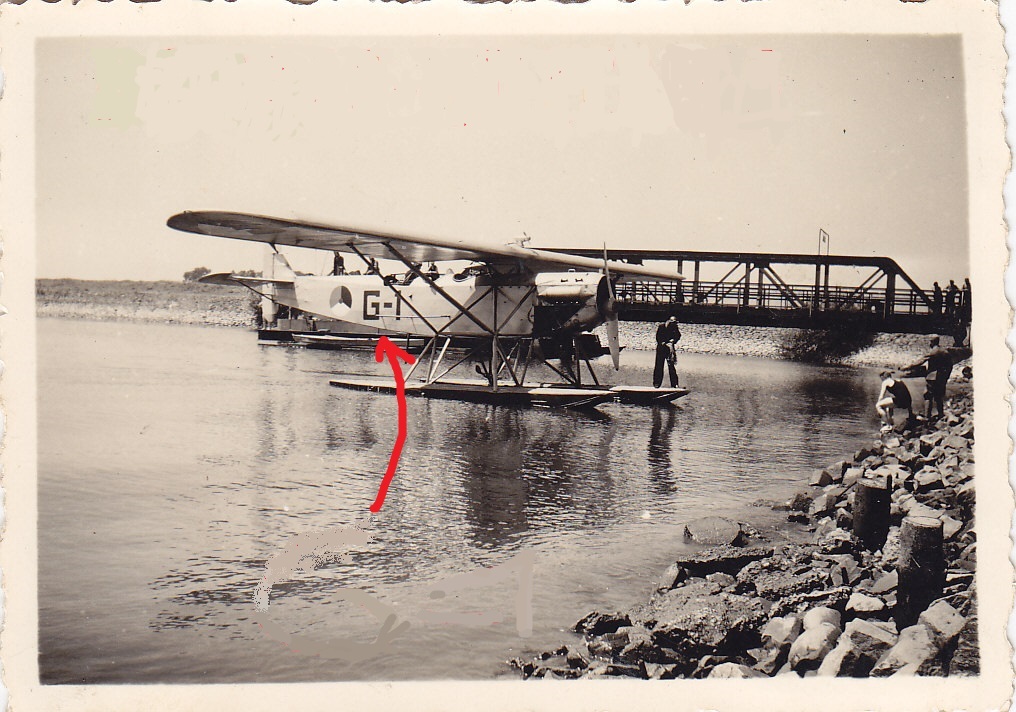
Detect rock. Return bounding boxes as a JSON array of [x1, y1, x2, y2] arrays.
[[941, 434, 968, 451], [633, 582, 769, 664], [601, 662, 644, 678], [787, 491, 813, 513], [907, 503, 943, 521], [617, 625, 661, 665], [575, 610, 632, 637], [835, 508, 853, 530], [842, 467, 865, 487], [810, 469, 833, 487], [708, 662, 766, 678], [788, 622, 840, 671], [672, 545, 774, 578], [819, 554, 862, 585], [643, 662, 678, 680], [566, 651, 588, 669], [846, 593, 887, 619], [918, 433, 943, 455], [761, 615, 803, 651], [955, 480, 975, 510], [843, 618, 898, 660], [918, 600, 965, 647], [870, 624, 938, 676], [869, 570, 898, 595], [736, 553, 829, 601], [940, 515, 963, 540], [809, 493, 836, 517], [948, 613, 979, 675], [769, 586, 852, 618], [752, 646, 787, 676], [914, 469, 945, 493], [816, 638, 875, 677], [690, 655, 733, 679], [815, 527, 854, 554], [658, 563, 687, 590], [803, 606, 841, 631], [684, 517, 743, 546], [508, 658, 537, 678], [706, 572, 737, 587]]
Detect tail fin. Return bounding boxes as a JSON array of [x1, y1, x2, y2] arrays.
[[268, 250, 296, 282]]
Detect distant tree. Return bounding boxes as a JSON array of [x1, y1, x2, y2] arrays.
[[234, 269, 262, 277], [183, 266, 211, 282]]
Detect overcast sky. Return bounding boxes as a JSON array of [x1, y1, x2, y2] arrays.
[[37, 34, 968, 287]]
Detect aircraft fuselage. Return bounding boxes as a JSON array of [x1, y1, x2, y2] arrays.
[[272, 271, 605, 338]]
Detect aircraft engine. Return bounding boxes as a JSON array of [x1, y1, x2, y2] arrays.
[[536, 274, 613, 335]]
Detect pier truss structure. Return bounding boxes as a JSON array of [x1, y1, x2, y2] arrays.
[[548, 250, 959, 334]]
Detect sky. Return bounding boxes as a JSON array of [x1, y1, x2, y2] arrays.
[[36, 34, 969, 288]]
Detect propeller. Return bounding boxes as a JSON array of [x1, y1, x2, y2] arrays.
[[601, 244, 620, 370]]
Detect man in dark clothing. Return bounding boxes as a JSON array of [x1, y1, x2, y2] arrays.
[[960, 278, 972, 321], [915, 335, 953, 419], [931, 282, 943, 315], [653, 316, 681, 388], [945, 280, 960, 315]]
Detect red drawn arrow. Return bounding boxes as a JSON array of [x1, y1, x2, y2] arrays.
[[370, 336, 417, 513]]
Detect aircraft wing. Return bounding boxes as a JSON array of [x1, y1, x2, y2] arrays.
[[167, 211, 683, 281]]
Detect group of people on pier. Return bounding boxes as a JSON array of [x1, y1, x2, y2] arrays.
[[929, 278, 970, 318]]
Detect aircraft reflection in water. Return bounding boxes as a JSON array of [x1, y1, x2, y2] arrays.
[[168, 211, 689, 409]]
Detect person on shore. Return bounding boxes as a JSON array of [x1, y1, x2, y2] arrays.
[[653, 315, 681, 388], [909, 335, 954, 420], [931, 282, 943, 315], [960, 278, 972, 321], [875, 370, 914, 433]]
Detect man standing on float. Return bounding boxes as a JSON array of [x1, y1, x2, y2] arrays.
[[653, 315, 682, 388]]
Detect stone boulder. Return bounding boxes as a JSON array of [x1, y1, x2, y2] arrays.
[[788, 622, 840, 672], [708, 662, 766, 678], [761, 614, 803, 652], [870, 624, 938, 676], [574, 610, 631, 637], [843, 618, 898, 661], [684, 517, 743, 546], [632, 582, 769, 664], [816, 638, 875, 677], [672, 545, 774, 578], [803, 606, 841, 631], [918, 599, 965, 647], [845, 592, 888, 620]]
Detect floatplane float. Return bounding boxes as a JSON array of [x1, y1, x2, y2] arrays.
[[168, 211, 690, 409]]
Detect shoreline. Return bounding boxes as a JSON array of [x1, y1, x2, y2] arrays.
[[36, 279, 932, 368], [510, 385, 976, 679]]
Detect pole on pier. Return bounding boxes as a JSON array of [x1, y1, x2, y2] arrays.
[[852, 477, 890, 550], [895, 515, 945, 627]]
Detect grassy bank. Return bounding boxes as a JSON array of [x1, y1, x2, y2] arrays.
[[37, 279, 257, 328]]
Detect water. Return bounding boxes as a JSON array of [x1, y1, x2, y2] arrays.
[[38, 318, 881, 684]]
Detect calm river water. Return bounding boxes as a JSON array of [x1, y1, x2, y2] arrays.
[[38, 318, 881, 683]]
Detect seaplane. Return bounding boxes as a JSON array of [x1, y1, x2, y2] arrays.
[[168, 211, 690, 409]]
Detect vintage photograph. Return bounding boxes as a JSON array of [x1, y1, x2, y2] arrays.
[[2, 3, 1011, 710]]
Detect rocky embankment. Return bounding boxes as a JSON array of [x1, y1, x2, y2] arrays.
[[613, 322, 930, 369], [510, 389, 976, 679], [37, 279, 257, 328]]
